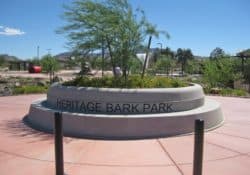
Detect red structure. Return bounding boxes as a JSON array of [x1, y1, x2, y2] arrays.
[[28, 64, 42, 73]]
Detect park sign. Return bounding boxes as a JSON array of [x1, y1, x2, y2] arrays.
[[56, 98, 175, 114], [27, 83, 223, 139], [46, 83, 204, 114]]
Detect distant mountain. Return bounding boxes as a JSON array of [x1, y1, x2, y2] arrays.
[[54, 51, 103, 62], [54, 52, 73, 62], [53, 51, 210, 63], [0, 54, 20, 62], [194, 55, 209, 60]]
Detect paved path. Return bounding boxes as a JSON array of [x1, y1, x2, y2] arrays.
[[0, 95, 249, 175]]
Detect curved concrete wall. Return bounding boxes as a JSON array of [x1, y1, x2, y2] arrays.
[[47, 83, 205, 114], [27, 98, 223, 139], [27, 83, 224, 139]]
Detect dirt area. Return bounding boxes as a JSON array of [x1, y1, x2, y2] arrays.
[[0, 76, 48, 96], [0, 70, 76, 80], [0, 70, 71, 96], [0, 69, 113, 96], [0, 69, 112, 80]]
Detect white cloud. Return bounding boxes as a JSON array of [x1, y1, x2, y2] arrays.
[[0, 26, 25, 36]]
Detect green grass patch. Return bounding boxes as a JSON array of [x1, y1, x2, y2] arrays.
[[13, 85, 48, 95], [205, 87, 248, 97], [220, 88, 248, 96], [63, 75, 188, 88]]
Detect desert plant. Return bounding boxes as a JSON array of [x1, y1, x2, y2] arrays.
[[58, 0, 169, 81], [41, 54, 60, 83], [13, 85, 48, 94], [63, 75, 188, 88], [203, 58, 239, 88]]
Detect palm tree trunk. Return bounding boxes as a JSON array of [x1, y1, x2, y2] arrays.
[[141, 35, 152, 79]]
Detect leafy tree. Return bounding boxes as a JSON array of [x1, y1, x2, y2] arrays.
[[128, 57, 142, 75], [90, 57, 102, 69], [59, 1, 141, 76], [141, 23, 169, 78], [161, 47, 175, 59], [154, 55, 174, 75], [176, 48, 194, 75], [186, 59, 203, 74], [91, 56, 112, 71], [243, 59, 250, 92], [41, 54, 59, 83], [58, 0, 168, 81], [0, 56, 7, 67], [203, 58, 238, 88], [210, 47, 225, 59], [236, 49, 250, 73], [29, 57, 41, 66], [237, 49, 250, 58]]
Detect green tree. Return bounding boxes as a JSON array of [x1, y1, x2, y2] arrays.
[[29, 57, 41, 66], [210, 47, 225, 60], [128, 57, 142, 75], [176, 48, 194, 75], [203, 58, 237, 88], [0, 56, 7, 67], [236, 49, 250, 73], [58, 0, 168, 81], [161, 47, 175, 59], [90, 56, 111, 71], [90, 57, 102, 69], [141, 22, 170, 78], [41, 54, 59, 83], [243, 59, 250, 92], [59, 0, 138, 76], [154, 55, 174, 75], [186, 59, 202, 74]]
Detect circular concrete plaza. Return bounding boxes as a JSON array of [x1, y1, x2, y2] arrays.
[[0, 94, 250, 175]]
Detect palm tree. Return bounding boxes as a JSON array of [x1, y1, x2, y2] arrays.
[[176, 48, 193, 75], [141, 23, 170, 78]]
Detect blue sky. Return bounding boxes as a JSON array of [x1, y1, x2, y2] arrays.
[[0, 0, 249, 59]]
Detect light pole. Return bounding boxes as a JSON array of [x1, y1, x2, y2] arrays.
[[37, 46, 40, 59], [157, 42, 162, 53], [47, 49, 52, 54]]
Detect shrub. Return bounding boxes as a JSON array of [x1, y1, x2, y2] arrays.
[[128, 57, 143, 74], [13, 85, 48, 95], [203, 58, 238, 88], [220, 88, 248, 96], [153, 56, 174, 75], [63, 75, 188, 88], [204, 87, 248, 97]]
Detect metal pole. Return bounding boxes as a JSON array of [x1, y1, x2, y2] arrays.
[[193, 119, 204, 175], [54, 112, 64, 175], [37, 46, 40, 59], [157, 42, 162, 53], [47, 48, 52, 55]]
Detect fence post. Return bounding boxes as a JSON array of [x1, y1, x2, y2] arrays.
[[193, 119, 204, 175], [54, 112, 64, 175]]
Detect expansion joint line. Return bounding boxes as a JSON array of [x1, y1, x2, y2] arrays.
[[156, 139, 184, 175]]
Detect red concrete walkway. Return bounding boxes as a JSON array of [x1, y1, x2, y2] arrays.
[[0, 95, 249, 175]]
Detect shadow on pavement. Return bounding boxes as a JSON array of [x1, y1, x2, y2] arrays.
[[0, 116, 53, 143]]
